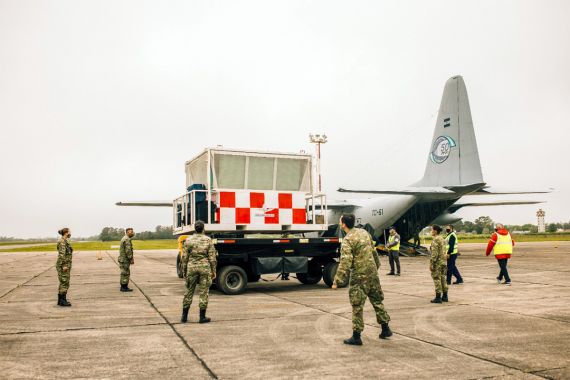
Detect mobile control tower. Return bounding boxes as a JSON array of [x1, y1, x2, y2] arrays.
[[173, 147, 328, 234], [173, 148, 341, 295]]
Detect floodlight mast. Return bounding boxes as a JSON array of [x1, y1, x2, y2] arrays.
[[309, 133, 328, 193]]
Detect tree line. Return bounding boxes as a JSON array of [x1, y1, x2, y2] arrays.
[[98, 226, 175, 241], [544, 222, 570, 233], [453, 217, 570, 234]]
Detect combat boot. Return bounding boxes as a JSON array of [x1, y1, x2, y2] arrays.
[[442, 292, 449, 302], [60, 293, 71, 307], [430, 293, 442, 304], [379, 323, 393, 339], [386, 272, 395, 276], [57, 293, 63, 306], [343, 331, 363, 346], [181, 307, 189, 323], [199, 308, 211, 324], [120, 283, 133, 292]]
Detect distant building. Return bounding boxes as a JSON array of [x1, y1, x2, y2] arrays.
[[537, 209, 546, 233]]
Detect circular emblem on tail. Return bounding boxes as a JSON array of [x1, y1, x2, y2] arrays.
[[430, 136, 456, 164]]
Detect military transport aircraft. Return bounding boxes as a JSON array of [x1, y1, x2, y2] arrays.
[[327, 75, 548, 243], [117, 76, 549, 243]]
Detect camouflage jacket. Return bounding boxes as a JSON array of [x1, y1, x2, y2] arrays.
[[334, 228, 380, 286], [119, 235, 133, 262], [430, 235, 447, 267], [56, 237, 73, 268], [183, 233, 217, 273]]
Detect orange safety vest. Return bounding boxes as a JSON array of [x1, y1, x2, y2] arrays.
[[493, 233, 513, 255]]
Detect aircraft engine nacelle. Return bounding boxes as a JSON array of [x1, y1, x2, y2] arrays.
[[431, 213, 462, 226]]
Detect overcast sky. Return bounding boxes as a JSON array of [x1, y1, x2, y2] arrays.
[[1, 0, 569, 238]]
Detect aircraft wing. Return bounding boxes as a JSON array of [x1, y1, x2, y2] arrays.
[[337, 187, 455, 196], [316, 200, 361, 211], [472, 186, 553, 195], [116, 201, 172, 207], [447, 200, 544, 213]]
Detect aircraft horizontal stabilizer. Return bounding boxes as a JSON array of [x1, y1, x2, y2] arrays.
[[448, 200, 544, 213], [472, 187, 553, 195], [337, 187, 455, 196], [116, 201, 172, 207]]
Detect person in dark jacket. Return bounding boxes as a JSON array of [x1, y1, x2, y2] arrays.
[[445, 225, 463, 285]]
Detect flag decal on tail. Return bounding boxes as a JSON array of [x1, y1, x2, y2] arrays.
[[430, 136, 456, 164]]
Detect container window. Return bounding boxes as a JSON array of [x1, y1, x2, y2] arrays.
[[276, 158, 308, 191], [248, 156, 275, 190], [214, 154, 246, 189]]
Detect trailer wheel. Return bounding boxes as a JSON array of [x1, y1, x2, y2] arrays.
[[218, 266, 248, 295], [176, 253, 184, 279], [297, 260, 323, 285], [323, 262, 339, 287]]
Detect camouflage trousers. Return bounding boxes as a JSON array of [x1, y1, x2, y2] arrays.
[[183, 265, 212, 310], [431, 264, 448, 294], [349, 277, 390, 333], [119, 261, 131, 285], [57, 265, 71, 294]]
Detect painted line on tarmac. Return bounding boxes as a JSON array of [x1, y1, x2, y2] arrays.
[[105, 251, 218, 380], [258, 290, 549, 379]]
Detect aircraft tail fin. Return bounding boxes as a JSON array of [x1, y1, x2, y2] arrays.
[[415, 76, 484, 187]]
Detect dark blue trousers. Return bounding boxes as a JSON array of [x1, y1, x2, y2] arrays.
[[446, 254, 463, 283], [497, 258, 511, 282]]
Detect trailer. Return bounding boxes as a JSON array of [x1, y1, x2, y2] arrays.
[[173, 147, 340, 294], [176, 236, 341, 294]]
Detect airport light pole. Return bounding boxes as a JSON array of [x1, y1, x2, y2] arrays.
[[309, 133, 328, 193]]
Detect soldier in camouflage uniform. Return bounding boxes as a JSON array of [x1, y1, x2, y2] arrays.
[[332, 214, 392, 345], [118, 228, 135, 292], [56, 228, 73, 307], [429, 224, 448, 303], [181, 221, 217, 324]]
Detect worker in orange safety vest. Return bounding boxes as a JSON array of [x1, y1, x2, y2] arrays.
[[485, 223, 515, 285]]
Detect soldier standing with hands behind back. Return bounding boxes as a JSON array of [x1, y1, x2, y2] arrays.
[[332, 214, 392, 346], [56, 228, 73, 307], [181, 220, 217, 324], [429, 225, 448, 304], [119, 228, 135, 292]]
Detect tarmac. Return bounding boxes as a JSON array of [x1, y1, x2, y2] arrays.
[[1, 241, 569, 380]]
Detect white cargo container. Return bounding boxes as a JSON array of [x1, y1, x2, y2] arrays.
[[173, 147, 328, 235]]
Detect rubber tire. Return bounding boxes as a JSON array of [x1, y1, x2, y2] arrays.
[[323, 262, 339, 288], [297, 260, 323, 285], [176, 253, 184, 279], [217, 265, 248, 295]]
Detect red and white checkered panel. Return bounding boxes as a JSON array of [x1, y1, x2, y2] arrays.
[[217, 191, 306, 225]]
